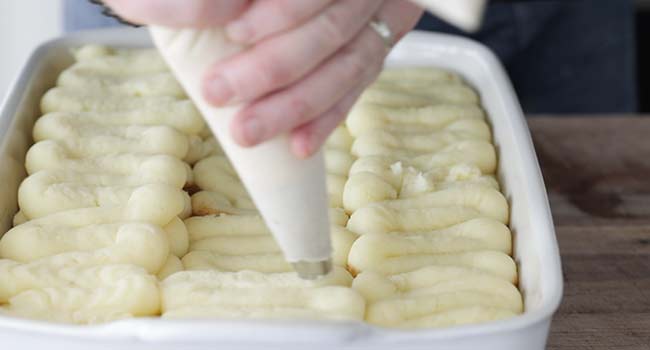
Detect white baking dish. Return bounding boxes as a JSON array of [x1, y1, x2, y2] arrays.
[[0, 27, 562, 350]]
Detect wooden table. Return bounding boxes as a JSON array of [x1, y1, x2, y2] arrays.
[[527, 117, 650, 350]]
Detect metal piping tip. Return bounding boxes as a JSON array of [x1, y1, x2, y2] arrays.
[[292, 259, 333, 280]]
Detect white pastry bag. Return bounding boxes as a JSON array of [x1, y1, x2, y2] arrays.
[[149, 28, 332, 279]]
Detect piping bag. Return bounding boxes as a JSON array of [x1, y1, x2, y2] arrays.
[[148, 1, 485, 280], [149, 27, 331, 279]]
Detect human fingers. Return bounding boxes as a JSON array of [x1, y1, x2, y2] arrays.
[[228, 6, 390, 148], [290, 0, 426, 157], [202, 0, 382, 106], [226, 0, 335, 44], [103, 0, 249, 27]]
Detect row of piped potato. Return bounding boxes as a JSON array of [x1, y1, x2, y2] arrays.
[[0, 46, 203, 323], [342, 67, 523, 327]]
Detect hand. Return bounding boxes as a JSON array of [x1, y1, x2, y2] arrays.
[[104, 0, 424, 158]]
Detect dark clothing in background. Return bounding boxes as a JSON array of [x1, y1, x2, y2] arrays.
[[66, 0, 638, 114], [63, 0, 123, 32], [417, 0, 638, 114]]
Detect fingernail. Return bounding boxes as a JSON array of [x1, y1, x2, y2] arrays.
[[291, 135, 312, 159], [204, 75, 234, 105], [242, 117, 263, 145], [226, 21, 252, 43]]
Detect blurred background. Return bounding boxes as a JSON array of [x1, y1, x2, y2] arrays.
[[2, 0, 650, 114]]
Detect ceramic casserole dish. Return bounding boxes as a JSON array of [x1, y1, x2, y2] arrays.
[[0, 27, 562, 350]]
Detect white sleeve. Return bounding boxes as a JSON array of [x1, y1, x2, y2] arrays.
[[409, 0, 488, 32]]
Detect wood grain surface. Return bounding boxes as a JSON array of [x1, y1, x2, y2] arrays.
[[528, 117, 650, 350]]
